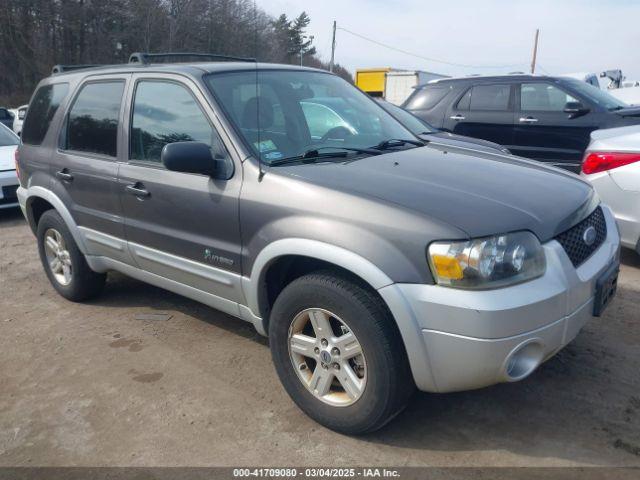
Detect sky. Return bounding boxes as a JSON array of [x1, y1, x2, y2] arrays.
[[258, 0, 640, 82]]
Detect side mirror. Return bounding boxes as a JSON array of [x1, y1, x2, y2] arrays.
[[563, 101, 590, 117], [161, 141, 224, 177]]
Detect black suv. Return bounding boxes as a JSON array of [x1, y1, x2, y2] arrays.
[[403, 75, 640, 171]]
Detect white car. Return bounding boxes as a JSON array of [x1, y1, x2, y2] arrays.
[[0, 123, 20, 209], [582, 125, 640, 254], [11, 104, 28, 136]]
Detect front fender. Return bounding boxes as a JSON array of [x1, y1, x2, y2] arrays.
[[242, 237, 394, 318]]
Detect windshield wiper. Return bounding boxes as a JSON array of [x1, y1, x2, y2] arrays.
[[372, 138, 426, 150], [269, 146, 382, 166]]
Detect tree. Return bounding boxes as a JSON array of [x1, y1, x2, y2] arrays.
[[0, 1, 352, 106]]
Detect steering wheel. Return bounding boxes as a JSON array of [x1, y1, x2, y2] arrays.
[[320, 126, 354, 143]]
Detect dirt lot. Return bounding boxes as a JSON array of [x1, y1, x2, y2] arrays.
[[0, 207, 639, 468]]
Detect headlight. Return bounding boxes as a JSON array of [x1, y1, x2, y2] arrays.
[[427, 231, 546, 289]]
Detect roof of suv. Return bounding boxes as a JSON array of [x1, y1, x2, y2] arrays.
[[423, 74, 560, 87], [47, 62, 323, 81]]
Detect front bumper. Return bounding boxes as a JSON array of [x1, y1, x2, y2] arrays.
[[379, 205, 621, 393], [0, 170, 19, 209]]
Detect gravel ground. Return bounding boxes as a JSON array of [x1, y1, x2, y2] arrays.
[[0, 207, 639, 467]]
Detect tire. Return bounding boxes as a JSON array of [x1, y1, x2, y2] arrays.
[[269, 271, 415, 434], [36, 209, 106, 302]]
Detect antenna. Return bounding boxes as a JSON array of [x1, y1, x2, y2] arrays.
[[253, 0, 264, 180]]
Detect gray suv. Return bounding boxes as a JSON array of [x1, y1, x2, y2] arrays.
[[16, 53, 621, 434]]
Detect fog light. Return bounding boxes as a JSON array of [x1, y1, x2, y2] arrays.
[[503, 340, 544, 381]]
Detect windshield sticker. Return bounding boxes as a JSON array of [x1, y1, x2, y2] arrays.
[[264, 151, 283, 160], [254, 139, 277, 153]]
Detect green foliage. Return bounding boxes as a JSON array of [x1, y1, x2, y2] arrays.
[[0, 0, 353, 105]]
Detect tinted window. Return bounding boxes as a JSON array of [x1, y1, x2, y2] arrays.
[[469, 84, 511, 111], [456, 88, 472, 110], [65, 82, 124, 157], [403, 86, 449, 110], [130, 81, 220, 163], [0, 125, 19, 146], [521, 83, 578, 111], [22, 83, 69, 145], [562, 78, 627, 111], [0, 109, 13, 120]]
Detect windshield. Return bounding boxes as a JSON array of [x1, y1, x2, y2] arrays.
[[563, 78, 628, 110], [205, 70, 416, 164], [376, 100, 438, 135], [0, 125, 19, 146]]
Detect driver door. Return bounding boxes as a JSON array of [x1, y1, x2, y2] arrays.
[[513, 82, 599, 171], [118, 74, 244, 307]]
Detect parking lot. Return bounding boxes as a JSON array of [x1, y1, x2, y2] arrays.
[[0, 206, 638, 467]]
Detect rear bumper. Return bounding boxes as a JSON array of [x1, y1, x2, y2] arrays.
[[0, 170, 19, 209], [379, 205, 620, 393]]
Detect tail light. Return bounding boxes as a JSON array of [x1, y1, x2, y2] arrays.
[[582, 151, 640, 174]]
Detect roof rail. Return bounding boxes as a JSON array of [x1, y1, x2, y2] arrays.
[[51, 64, 101, 75], [128, 52, 256, 65]]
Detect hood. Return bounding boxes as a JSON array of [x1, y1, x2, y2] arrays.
[[274, 145, 595, 242], [423, 131, 507, 153], [0, 145, 17, 171], [614, 106, 640, 118]]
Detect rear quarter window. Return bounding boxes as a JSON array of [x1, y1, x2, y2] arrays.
[[22, 83, 69, 145], [403, 86, 449, 110]]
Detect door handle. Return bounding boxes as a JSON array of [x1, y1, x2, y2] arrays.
[[56, 169, 73, 182], [450, 114, 466, 121], [519, 116, 539, 123], [125, 184, 150, 198]]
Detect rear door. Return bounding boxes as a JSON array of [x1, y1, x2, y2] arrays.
[[442, 83, 515, 148], [513, 81, 599, 171], [51, 75, 129, 262], [118, 74, 243, 306]]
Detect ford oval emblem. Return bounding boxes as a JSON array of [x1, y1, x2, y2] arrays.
[[583, 226, 597, 246]]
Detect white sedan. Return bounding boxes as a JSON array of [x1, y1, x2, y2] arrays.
[[0, 123, 20, 209], [582, 125, 640, 254]]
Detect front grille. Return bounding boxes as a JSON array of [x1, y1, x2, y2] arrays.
[[555, 206, 607, 267], [0, 185, 18, 205]]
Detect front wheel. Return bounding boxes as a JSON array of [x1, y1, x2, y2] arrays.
[[269, 271, 415, 434]]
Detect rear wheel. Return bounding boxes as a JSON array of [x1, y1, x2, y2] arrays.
[[269, 271, 414, 434], [36, 210, 106, 301]]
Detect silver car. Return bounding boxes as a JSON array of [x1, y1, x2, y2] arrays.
[[582, 125, 640, 254]]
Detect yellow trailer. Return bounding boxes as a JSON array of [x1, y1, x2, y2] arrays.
[[355, 68, 391, 97]]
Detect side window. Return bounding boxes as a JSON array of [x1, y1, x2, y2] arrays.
[[469, 84, 511, 111], [22, 83, 69, 145], [403, 86, 449, 110], [456, 88, 472, 110], [65, 81, 124, 157], [130, 80, 223, 163], [520, 83, 578, 111]]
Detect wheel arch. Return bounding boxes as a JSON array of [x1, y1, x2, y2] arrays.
[[20, 186, 88, 254], [244, 239, 394, 332]]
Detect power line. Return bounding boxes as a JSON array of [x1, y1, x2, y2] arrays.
[[336, 26, 527, 70]]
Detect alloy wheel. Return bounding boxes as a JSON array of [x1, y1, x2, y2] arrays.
[[288, 308, 367, 407], [43, 228, 73, 286]]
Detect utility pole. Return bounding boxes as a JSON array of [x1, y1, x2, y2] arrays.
[[329, 21, 337, 72], [530, 28, 539, 74]]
